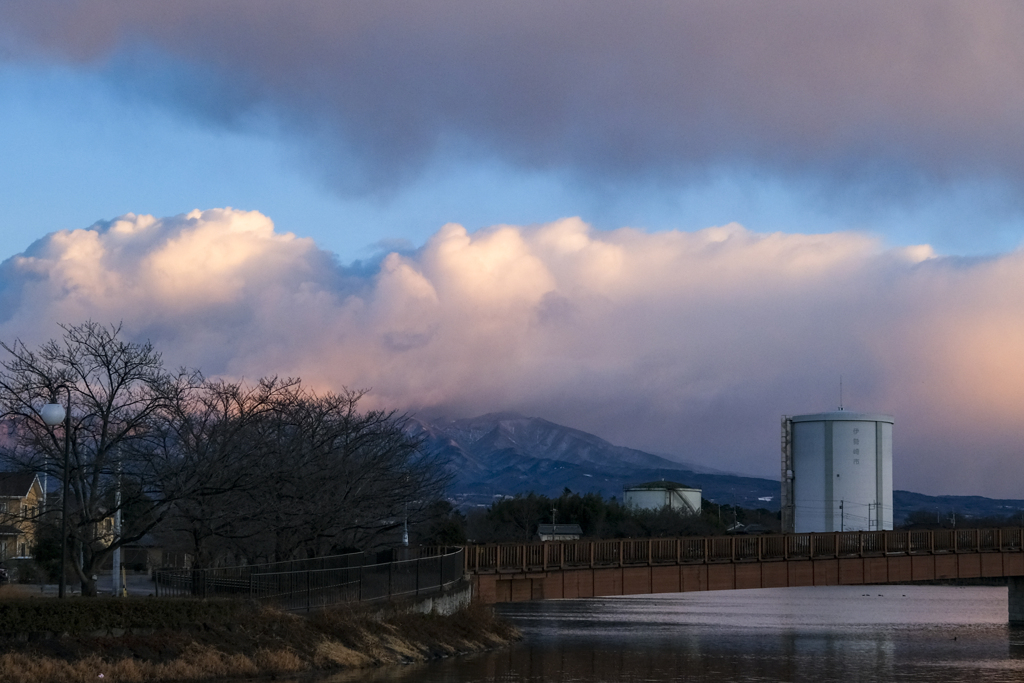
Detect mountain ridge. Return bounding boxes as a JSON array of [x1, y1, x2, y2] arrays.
[[410, 412, 1024, 523]]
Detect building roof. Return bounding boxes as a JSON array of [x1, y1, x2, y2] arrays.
[[790, 411, 893, 424], [537, 524, 583, 535], [624, 480, 700, 492], [0, 472, 39, 498]]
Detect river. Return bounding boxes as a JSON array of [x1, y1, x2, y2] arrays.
[[288, 584, 1024, 682]]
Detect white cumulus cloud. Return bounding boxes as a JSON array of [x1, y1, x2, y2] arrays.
[[2, 208, 1023, 497]]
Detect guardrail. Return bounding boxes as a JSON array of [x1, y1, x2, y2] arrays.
[[464, 528, 1024, 573], [154, 546, 464, 612]]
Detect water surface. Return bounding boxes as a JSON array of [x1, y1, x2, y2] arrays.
[[291, 585, 1024, 682]]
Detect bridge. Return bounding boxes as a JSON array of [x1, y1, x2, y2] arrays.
[[463, 528, 1024, 622]]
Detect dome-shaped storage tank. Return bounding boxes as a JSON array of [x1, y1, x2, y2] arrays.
[[780, 411, 893, 534]]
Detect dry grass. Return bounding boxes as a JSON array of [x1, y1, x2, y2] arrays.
[[0, 644, 264, 683], [252, 647, 304, 674], [0, 601, 520, 683], [146, 643, 260, 682], [0, 584, 46, 599], [313, 640, 372, 669]]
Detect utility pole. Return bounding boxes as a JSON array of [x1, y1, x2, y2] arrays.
[[840, 500, 844, 533]]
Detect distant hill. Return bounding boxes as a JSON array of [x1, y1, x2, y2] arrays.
[[411, 412, 1024, 524], [408, 412, 779, 510], [893, 490, 1024, 524]]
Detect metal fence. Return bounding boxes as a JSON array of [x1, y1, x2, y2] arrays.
[[465, 527, 1024, 573], [153, 546, 465, 612]]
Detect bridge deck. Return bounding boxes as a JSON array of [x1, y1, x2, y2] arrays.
[[464, 528, 1024, 604]]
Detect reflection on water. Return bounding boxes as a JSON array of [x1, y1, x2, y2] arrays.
[[286, 585, 1024, 682]]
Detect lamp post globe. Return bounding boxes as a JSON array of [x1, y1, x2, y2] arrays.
[[40, 402, 65, 426]]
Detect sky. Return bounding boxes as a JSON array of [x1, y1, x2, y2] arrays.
[[2, 2, 1024, 498]]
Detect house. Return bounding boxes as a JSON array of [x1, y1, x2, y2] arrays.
[[624, 480, 702, 514], [0, 472, 44, 561], [537, 524, 583, 542]]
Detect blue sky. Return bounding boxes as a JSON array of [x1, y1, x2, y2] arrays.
[[3, 2, 1024, 497], [4, 49, 1024, 267]]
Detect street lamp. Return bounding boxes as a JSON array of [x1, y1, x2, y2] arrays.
[[40, 389, 70, 599]]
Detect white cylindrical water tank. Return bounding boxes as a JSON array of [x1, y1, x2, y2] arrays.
[[788, 411, 893, 533]]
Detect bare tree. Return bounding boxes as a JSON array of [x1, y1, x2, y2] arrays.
[[164, 383, 451, 564], [156, 377, 301, 567], [0, 322, 197, 596], [252, 390, 451, 559], [0, 322, 455, 586]]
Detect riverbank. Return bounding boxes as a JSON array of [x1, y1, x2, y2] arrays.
[[0, 600, 519, 683]]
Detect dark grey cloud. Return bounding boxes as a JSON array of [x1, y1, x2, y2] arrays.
[[3, 1, 1024, 193]]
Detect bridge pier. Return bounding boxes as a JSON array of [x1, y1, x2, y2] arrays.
[[1009, 577, 1024, 625]]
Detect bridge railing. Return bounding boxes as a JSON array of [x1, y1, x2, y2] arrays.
[[463, 528, 1024, 573]]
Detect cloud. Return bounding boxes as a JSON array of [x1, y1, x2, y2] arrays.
[[3, 2, 1024, 195], [3, 208, 1024, 498]]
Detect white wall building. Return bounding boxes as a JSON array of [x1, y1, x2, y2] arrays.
[[537, 524, 583, 541], [624, 481, 702, 514], [781, 411, 893, 533]]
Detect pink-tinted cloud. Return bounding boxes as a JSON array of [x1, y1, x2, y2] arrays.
[[3, 208, 1024, 497], [3, 2, 1024, 192]]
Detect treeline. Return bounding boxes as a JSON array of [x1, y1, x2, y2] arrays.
[[450, 490, 780, 543], [900, 509, 1024, 530], [0, 322, 448, 596]]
